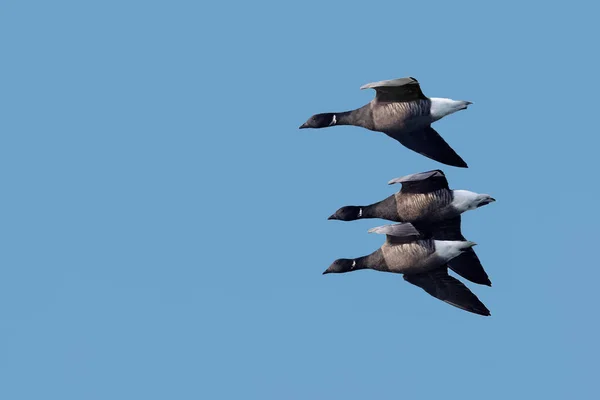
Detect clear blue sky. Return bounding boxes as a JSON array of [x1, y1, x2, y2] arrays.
[[1, 1, 598, 399]]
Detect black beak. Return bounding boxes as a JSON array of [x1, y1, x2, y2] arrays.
[[327, 214, 337, 220], [299, 123, 308, 129], [322, 270, 330, 275]]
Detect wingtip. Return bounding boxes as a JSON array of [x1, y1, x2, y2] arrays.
[[478, 305, 491, 316], [439, 157, 468, 168], [452, 157, 469, 168], [471, 279, 492, 287], [474, 307, 491, 317]]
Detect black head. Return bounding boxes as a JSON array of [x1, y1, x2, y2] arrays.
[[323, 258, 355, 274], [328, 206, 363, 221], [299, 113, 336, 129]]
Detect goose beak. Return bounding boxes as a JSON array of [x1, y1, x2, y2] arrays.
[[327, 214, 337, 220], [299, 122, 309, 129]]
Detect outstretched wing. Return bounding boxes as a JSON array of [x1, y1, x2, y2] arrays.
[[368, 222, 422, 245], [448, 249, 492, 287], [388, 169, 449, 194], [411, 217, 492, 286], [389, 126, 468, 168], [360, 77, 427, 103], [368, 222, 421, 237], [403, 268, 490, 316], [411, 215, 461, 239]]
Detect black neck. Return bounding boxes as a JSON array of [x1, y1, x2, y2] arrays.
[[354, 249, 387, 271], [335, 105, 373, 129], [359, 195, 401, 222]]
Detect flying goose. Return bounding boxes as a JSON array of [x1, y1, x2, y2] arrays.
[[328, 170, 494, 286], [328, 169, 495, 224], [299, 77, 472, 168], [323, 223, 490, 316]]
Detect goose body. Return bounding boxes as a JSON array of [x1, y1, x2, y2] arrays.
[[300, 77, 472, 168]]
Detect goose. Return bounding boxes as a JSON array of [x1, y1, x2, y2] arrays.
[[323, 223, 490, 316], [327, 169, 494, 286], [299, 77, 472, 168], [328, 169, 495, 224]]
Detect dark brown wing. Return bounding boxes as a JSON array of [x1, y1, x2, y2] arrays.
[[390, 126, 468, 168], [403, 268, 491, 316], [411, 217, 492, 286], [448, 249, 492, 287]]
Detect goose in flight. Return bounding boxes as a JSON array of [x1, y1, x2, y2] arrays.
[[328, 169, 495, 224], [323, 222, 490, 316], [300, 77, 472, 167]]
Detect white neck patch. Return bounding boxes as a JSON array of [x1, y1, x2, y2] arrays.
[[357, 208, 363, 218], [329, 115, 337, 126], [351, 260, 356, 268]]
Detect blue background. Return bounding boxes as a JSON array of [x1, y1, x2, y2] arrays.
[[2, 1, 598, 399]]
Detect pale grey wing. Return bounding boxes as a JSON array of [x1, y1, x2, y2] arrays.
[[360, 77, 419, 90], [388, 169, 448, 189], [388, 170, 445, 184], [390, 126, 468, 168], [403, 269, 491, 316], [368, 223, 420, 237], [360, 77, 427, 103], [369, 223, 423, 245], [388, 170, 449, 193]]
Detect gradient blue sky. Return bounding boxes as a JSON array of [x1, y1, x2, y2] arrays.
[[1, 1, 599, 399]]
